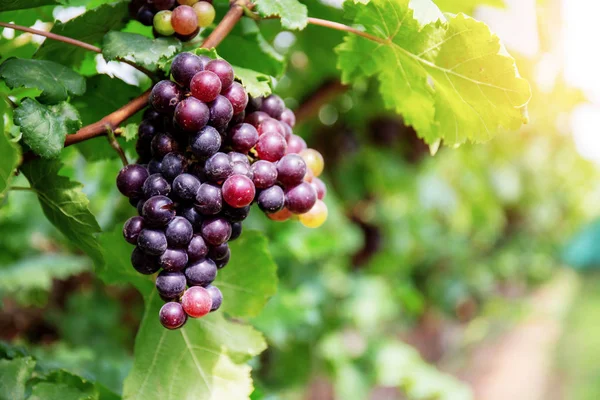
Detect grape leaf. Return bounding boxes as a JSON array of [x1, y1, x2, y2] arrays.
[[255, 0, 308, 30], [123, 290, 266, 400], [233, 66, 273, 98], [0, 96, 20, 202], [0, 357, 36, 400], [34, 2, 129, 68], [21, 159, 103, 268], [433, 0, 505, 14], [336, 0, 531, 146], [102, 32, 181, 73], [0, 58, 86, 104], [0, 0, 58, 11], [219, 231, 277, 318], [14, 99, 81, 158]]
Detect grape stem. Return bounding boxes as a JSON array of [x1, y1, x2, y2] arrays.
[[306, 17, 387, 44], [0, 22, 158, 80], [106, 127, 129, 167]]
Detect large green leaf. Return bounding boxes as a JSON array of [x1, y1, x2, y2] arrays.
[[433, 0, 505, 14], [233, 66, 273, 98], [14, 99, 81, 158], [0, 357, 36, 400], [219, 231, 277, 318], [21, 158, 103, 267], [0, 58, 86, 104], [102, 32, 181, 73], [123, 291, 266, 400], [0, 96, 20, 201], [336, 0, 531, 146], [34, 2, 129, 68], [255, 0, 308, 30], [0, 0, 58, 12]]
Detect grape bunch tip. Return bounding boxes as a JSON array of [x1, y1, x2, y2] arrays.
[[116, 52, 328, 330]]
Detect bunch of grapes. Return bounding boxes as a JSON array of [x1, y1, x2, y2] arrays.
[[129, 0, 215, 42], [116, 52, 328, 330]]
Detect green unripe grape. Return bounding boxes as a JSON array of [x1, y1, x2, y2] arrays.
[[154, 10, 175, 36], [193, 1, 215, 28]]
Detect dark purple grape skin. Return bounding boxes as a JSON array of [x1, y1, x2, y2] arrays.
[[161, 152, 188, 182], [142, 195, 175, 226], [190, 70, 222, 102], [228, 152, 249, 165], [257, 185, 285, 214], [277, 154, 307, 187], [152, 0, 175, 11], [229, 111, 245, 126], [159, 248, 189, 271], [174, 97, 210, 132], [123, 216, 145, 245], [143, 173, 171, 198], [195, 183, 223, 215], [229, 222, 242, 241], [143, 108, 162, 122], [136, 199, 145, 216], [150, 80, 182, 114], [137, 229, 168, 255], [245, 111, 269, 128], [230, 162, 253, 179], [190, 126, 221, 159], [172, 173, 200, 202], [246, 96, 262, 113], [171, 52, 204, 87], [159, 302, 187, 330], [137, 5, 155, 26], [257, 118, 285, 137], [205, 59, 234, 90], [187, 234, 208, 262], [215, 252, 230, 269], [222, 82, 248, 115], [281, 122, 293, 140], [256, 132, 287, 162], [209, 243, 229, 260], [204, 152, 232, 182], [205, 285, 223, 311], [151, 133, 180, 159], [136, 121, 157, 159], [250, 160, 278, 189], [285, 134, 307, 154], [260, 94, 285, 119], [179, 206, 203, 230], [228, 123, 258, 153], [148, 159, 162, 174], [175, 26, 200, 42], [208, 95, 233, 132], [221, 204, 250, 223], [165, 216, 194, 248], [280, 108, 296, 127], [131, 247, 161, 275], [156, 270, 187, 299], [117, 165, 149, 198], [197, 55, 211, 69], [201, 217, 231, 245], [185, 258, 217, 287], [285, 182, 317, 214]]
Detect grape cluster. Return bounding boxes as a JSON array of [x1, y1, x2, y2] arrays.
[[129, 0, 215, 42], [116, 52, 328, 330]]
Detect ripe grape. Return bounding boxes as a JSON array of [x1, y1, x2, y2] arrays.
[[222, 174, 255, 208], [148, 159, 162, 174], [257, 118, 285, 137], [181, 286, 212, 317], [150, 80, 182, 114], [179, 206, 203, 230], [201, 217, 231, 245], [159, 302, 187, 329], [123, 216, 145, 245], [250, 160, 277, 189], [229, 123, 258, 153], [230, 222, 242, 241], [187, 234, 208, 261], [215, 252, 230, 269], [174, 97, 209, 132], [280, 108, 296, 127], [208, 95, 233, 132], [299, 199, 328, 228], [300, 148, 324, 176], [311, 177, 327, 200], [222, 82, 248, 114], [171, 5, 198, 36], [185, 258, 217, 286], [285, 182, 317, 214], [221, 204, 250, 222], [143, 173, 171, 198], [190, 70, 221, 102], [205, 285, 222, 311], [171, 52, 204, 87], [193, 1, 215, 27], [137, 229, 168, 255], [131, 247, 161, 274], [142, 195, 175, 226], [230, 161, 253, 179], [245, 111, 269, 128], [256, 132, 286, 162], [229, 152, 249, 165], [190, 125, 221, 159], [285, 134, 307, 154], [159, 248, 188, 271], [205, 59, 234, 90], [153, 0, 176, 10], [277, 154, 307, 187], [260, 94, 285, 119], [156, 270, 187, 299], [153, 10, 175, 36], [117, 164, 149, 198], [175, 26, 199, 41], [208, 242, 229, 260], [172, 173, 200, 202], [160, 153, 188, 182], [137, 5, 155, 26], [195, 183, 223, 215], [204, 152, 232, 182], [257, 185, 285, 214], [165, 216, 193, 247]]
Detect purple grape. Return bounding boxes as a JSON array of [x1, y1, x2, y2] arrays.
[[190, 126, 221, 159], [205, 59, 234, 90], [152, 0, 175, 11], [151, 133, 180, 159], [156, 270, 186, 300], [201, 217, 231, 245], [208, 95, 233, 132], [165, 216, 193, 248], [195, 183, 223, 215], [285, 134, 307, 154], [159, 248, 189, 271], [131, 247, 160, 274], [215, 251, 230, 269], [150, 80, 182, 114], [257, 185, 285, 213], [250, 160, 277, 189], [209, 242, 229, 260], [143, 108, 162, 122], [280, 108, 296, 127], [190, 70, 222, 102], [260, 94, 285, 119], [137, 229, 168, 255], [175, 26, 200, 42], [229, 110, 245, 126], [174, 97, 210, 132], [136, 121, 157, 159], [142, 195, 175, 226], [171, 52, 204, 87], [277, 154, 307, 187], [221, 204, 250, 222], [187, 234, 208, 262], [137, 5, 155, 26], [123, 216, 145, 245], [159, 302, 187, 329], [160, 152, 187, 182], [179, 206, 204, 230], [205, 285, 223, 311], [116, 164, 149, 198], [285, 182, 317, 214], [256, 132, 286, 162], [185, 258, 217, 286], [257, 118, 285, 137], [230, 161, 253, 179], [148, 159, 163, 174], [172, 173, 200, 202], [228, 152, 249, 165], [204, 152, 232, 182], [222, 82, 248, 114], [245, 111, 269, 128], [228, 123, 258, 153], [143, 173, 171, 197]]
